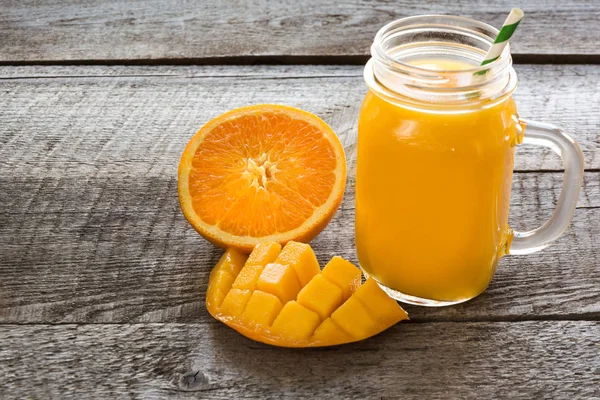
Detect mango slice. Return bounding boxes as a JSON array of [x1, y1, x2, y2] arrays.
[[311, 318, 352, 344], [331, 297, 379, 338], [220, 289, 252, 317], [247, 242, 282, 266], [242, 291, 283, 329], [270, 301, 321, 341], [206, 241, 409, 347], [232, 242, 281, 290], [206, 248, 248, 308], [321, 256, 362, 301], [257, 263, 302, 303], [297, 275, 342, 320], [275, 241, 320, 286], [354, 278, 409, 326]]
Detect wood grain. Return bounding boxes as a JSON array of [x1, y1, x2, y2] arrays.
[[1, 322, 599, 399], [0, 64, 598, 171], [2, 3, 598, 397], [1, 173, 598, 323], [1, 65, 599, 324], [1, 1, 599, 63]]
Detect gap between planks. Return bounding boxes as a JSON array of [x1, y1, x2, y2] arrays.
[[1, 321, 597, 398], [2, 313, 600, 326], [1, 53, 600, 67]]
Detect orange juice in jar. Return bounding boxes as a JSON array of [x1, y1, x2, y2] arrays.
[[356, 16, 584, 306]]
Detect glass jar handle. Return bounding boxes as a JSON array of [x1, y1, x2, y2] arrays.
[[509, 119, 585, 255]]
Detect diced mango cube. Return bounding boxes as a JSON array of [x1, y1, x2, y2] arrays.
[[232, 264, 264, 290], [353, 278, 409, 326], [232, 242, 282, 290], [219, 289, 252, 317], [247, 242, 281, 266], [275, 241, 320, 287], [297, 274, 342, 320], [209, 287, 226, 308], [210, 269, 236, 295], [242, 290, 283, 328], [322, 256, 362, 300], [210, 248, 248, 280], [312, 318, 352, 344], [270, 301, 320, 341], [331, 297, 379, 339], [257, 263, 301, 303]]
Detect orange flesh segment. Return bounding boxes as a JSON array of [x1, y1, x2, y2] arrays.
[[190, 115, 336, 235], [206, 243, 408, 347], [178, 105, 347, 252]]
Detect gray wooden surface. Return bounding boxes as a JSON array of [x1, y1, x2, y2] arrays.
[[1, 2, 599, 399], [1, 322, 599, 398], [1, 65, 599, 325], [1, 0, 600, 63]]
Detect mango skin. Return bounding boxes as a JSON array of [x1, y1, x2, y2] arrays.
[[206, 242, 409, 347]]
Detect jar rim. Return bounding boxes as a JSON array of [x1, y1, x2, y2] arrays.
[[366, 14, 518, 111], [372, 14, 510, 75]]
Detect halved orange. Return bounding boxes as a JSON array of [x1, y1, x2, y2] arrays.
[[178, 104, 346, 251]]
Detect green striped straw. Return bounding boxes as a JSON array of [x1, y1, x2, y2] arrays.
[[481, 8, 524, 66]]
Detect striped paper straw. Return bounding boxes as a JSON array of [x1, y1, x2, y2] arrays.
[[481, 8, 524, 66]]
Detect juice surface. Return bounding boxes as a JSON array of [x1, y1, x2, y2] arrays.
[[356, 58, 520, 302], [409, 57, 475, 71]]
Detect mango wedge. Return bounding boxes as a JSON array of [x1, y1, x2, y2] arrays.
[[206, 242, 409, 347]]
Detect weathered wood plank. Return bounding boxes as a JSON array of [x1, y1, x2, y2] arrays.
[[1, 322, 598, 399], [0, 64, 599, 323], [0, 172, 598, 323], [1, 1, 599, 63], [0, 64, 598, 171]]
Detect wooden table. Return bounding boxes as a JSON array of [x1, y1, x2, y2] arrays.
[[1, 1, 598, 398]]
